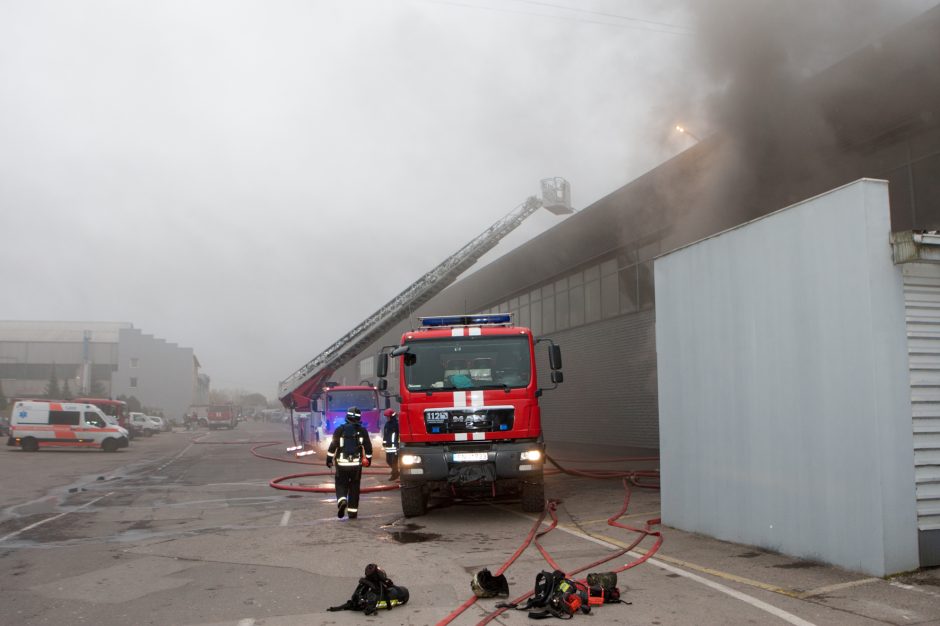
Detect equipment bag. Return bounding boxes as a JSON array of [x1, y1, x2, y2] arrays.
[[328, 563, 409, 616], [585, 570, 630, 605], [497, 570, 590, 620]]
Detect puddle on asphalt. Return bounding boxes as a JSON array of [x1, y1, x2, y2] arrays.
[[773, 561, 820, 569], [379, 521, 441, 544]]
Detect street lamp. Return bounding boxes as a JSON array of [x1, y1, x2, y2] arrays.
[[675, 125, 702, 142]]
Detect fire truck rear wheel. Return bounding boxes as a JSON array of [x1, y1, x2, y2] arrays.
[[401, 486, 428, 517], [21, 437, 39, 452], [521, 480, 545, 513], [102, 438, 119, 453]]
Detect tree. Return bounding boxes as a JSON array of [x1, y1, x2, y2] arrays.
[[62, 378, 73, 401], [0, 379, 7, 411], [90, 380, 107, 397], [45, 365, 60, 399], [240, 392, 268, 407], [117, 394, 142, 413]]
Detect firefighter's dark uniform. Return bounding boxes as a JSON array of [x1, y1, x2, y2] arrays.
[[382, 409, 400, 481], [326, 407, 373, 519]]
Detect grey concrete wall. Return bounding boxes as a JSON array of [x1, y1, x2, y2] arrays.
[[654, 179, 920, 576], [112, 329, 195, 422]]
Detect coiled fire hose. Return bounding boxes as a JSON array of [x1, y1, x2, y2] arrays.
[[437, 458, 662, 626]]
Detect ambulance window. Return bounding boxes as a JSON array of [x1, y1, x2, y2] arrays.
[[84, 413, 105, 427], [49, 410, 81, 426]]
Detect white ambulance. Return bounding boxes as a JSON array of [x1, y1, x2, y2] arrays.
[[9, 401, 130, 452]]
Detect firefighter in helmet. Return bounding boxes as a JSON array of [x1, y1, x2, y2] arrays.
[[326, 406, 373, 519], [382, 408, 400, 481]]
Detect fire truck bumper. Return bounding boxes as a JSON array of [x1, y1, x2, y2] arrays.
[[398, 441, 545, 485]]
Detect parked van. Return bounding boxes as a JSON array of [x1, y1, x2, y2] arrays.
[[8, 401, 130, 452], [129, 412, 159, 437]]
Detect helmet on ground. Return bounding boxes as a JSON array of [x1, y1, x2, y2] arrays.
[[383, 408, 397, 418], [364, 563, 387, 582], [471, 568, 509, 598], [345, 406, 361, 423]]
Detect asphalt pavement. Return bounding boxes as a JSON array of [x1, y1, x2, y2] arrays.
[[0, 422, 938, 625]]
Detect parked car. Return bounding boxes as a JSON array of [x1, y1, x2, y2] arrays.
[[129, 412, 159, 437], [146, 415, 166, 433]]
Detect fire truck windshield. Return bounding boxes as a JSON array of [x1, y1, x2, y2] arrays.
[[403, 336, 531, 392], [327, 389, 378, 411]]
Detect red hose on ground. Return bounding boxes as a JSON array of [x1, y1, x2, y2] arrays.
[[436, 455, 662, 626], [435, 502, 554, 626], [475, 479, 662, 626], [191, 433, 400, 493], [269, 470, 401, 493]]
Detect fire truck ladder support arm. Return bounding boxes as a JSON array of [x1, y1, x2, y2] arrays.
[[278, 179, 573, 406]]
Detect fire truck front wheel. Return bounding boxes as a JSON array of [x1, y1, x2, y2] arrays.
[[521, 480, 545, 513], [21, 437, 39, 452], [400, 485, 428, 518]]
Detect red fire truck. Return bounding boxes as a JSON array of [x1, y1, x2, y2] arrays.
[[206, 404, 239, 430], [315, 383, 382, 438], [72, 398, 131, 438], [376, 314, 564, 517]]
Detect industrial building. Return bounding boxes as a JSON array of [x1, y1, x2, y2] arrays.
[[0, 320, 204, 422], [314, 6, 940, 570]]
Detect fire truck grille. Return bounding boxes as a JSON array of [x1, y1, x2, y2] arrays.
[[423, 408, 514, 434]]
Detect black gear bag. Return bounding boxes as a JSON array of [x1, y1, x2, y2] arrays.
[[328, 563, 410, 616], [496, 570, 590, 620]]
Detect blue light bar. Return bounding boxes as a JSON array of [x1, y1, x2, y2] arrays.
[[420, 314, 513, 327]]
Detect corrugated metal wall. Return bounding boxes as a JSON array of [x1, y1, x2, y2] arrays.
[[538, 311, 659, 449], [903, 264, 940, 541]]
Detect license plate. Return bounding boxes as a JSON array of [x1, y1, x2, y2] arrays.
[[453, 452, 488, 462]]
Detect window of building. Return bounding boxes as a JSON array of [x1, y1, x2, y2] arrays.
[[585, 277, 601, 323], [130, 358, 139, 368], [359, 356, 375, 379], [130, 377, 138, 388], [530, 299, 542, 335], [570, 284, 585, 327], [639, 261, 655, 309], [556, 288, 569, 330], [619, 266, 639, 314], [601, 271, 619, 318]]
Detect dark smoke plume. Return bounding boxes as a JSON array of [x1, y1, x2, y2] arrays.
[[667, 0, 930, 240]]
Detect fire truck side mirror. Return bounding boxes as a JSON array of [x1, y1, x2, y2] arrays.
[[376, 353, 389, 378], [377, 379, 388, 391], [549, 345, 563, 370], [551, 371, 564, 384]]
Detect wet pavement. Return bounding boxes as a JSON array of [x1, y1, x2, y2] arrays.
[[0, 422, 938, 625]]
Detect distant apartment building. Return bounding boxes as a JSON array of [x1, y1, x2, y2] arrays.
[[0, 321, 201, 421]]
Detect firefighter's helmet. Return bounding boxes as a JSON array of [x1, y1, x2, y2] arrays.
[[383, 408, 397, 419], [345, 406, 361, 423], [471, 568, 509, 598]]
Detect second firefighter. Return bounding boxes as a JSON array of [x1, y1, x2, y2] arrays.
[[326, 406, 373, 519], [382, 408, 400, 481]]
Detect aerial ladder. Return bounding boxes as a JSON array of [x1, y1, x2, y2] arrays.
[[278, 178, 574, 409]]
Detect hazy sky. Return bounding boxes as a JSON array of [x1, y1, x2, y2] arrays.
[[1, 0, 935, 395]]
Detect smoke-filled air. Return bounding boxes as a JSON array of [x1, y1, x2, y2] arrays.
[[1, 0, 935, 396]]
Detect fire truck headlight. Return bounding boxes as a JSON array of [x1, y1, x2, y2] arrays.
[[401, 454, 422, 466], [520, 450, 542, 462]]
